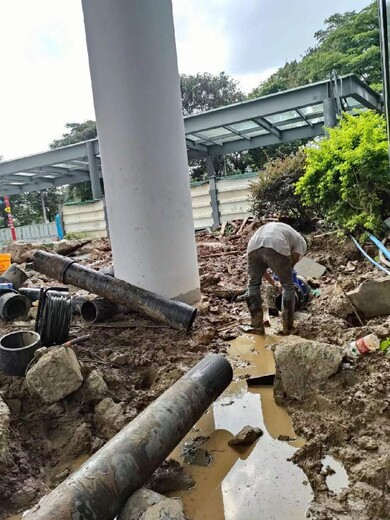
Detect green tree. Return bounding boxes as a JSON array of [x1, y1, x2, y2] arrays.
[[251, 2, 380, 97], [8, 189, 65, 227], [250, 150, 314, 230], [50, 121, 98, 201], [180, 72, 244, 115], [296, 111, 390, 236]]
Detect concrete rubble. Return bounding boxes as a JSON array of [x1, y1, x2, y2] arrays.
[[273, 337, 343, 402], [118, 488, 188, 520], [26, 346, 83, 404], [228, 426, 263, 446], [347, 277, 390, 318]]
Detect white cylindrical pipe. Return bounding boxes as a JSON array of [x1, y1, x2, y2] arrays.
[[82, 0, 200, 303]]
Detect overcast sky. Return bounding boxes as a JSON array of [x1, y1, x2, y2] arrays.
[[0, 0, 370, 160]]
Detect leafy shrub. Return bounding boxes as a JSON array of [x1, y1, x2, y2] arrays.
[[250, 150, 314, 230], [296, 111, 390, 237]]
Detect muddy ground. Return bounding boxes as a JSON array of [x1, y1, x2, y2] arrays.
[[0, 221, 389, 519]]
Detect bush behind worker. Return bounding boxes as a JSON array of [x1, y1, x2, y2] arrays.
[[246, 221, 307, 335]]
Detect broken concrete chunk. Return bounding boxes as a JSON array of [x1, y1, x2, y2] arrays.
[[228, 426, 263, 446], [139, 498, 188, 520], [295, 257, 326, 279], [26, 346, 83, 404], [273, 337, 343, 402], [0, 396, 10, 465], [84, 369, 108, 402], [118, 488, 164, 520], [347, 278, 390, 318], [94, 397, 127, 439]]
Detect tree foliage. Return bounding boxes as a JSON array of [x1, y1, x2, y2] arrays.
[[180, 72, 244, 115], [251, 2, 380, 97], [296, 111, 390, 236], [50, 121, 98, 201], [250, 150, 313, 230]]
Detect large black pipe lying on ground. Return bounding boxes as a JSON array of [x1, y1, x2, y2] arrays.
[[33, 251, 197, 331], [24, 354, 232, 520]]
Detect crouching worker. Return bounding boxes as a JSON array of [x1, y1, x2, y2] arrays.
[[246, 221, 307, 335]]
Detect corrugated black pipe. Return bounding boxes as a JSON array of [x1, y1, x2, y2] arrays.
[[33, 251, 197, 331], [24, 354, 232, 520]]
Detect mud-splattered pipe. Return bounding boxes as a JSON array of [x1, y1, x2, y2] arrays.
[[23, 354, 232, 520], [32, 251, 197, 331]]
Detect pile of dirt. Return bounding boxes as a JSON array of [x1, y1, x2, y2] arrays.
[[0, 222, 389, 519]]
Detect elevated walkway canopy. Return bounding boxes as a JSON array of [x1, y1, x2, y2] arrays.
[[0, 74, 381, 197]]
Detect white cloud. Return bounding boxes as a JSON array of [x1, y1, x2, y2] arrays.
[[0, 0, 95, 160]]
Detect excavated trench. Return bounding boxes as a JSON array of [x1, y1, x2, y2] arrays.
[[168, 334, 349, 520]]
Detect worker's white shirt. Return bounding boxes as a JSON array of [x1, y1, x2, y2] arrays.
[[247, 222, 307, 258]]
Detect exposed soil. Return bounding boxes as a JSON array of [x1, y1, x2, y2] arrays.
[[0, 221, 389, 519]]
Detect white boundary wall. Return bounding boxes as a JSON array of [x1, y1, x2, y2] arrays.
[[61, 174, 258, 237]]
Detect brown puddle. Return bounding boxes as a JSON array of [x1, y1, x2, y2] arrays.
[[169, 334, 314, 520]]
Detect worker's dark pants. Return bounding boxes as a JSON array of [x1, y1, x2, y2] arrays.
[[247, 247, 295, 309]]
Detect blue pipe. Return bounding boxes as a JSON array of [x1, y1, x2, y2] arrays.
[[350, 235, 390, 276], [369, 234, 390, 262], [55, 213, 64, 240]]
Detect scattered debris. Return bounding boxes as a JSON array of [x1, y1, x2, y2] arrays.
[[347, 333, 380, 358], [83, 369, 108, 402], [182, 436, 213, 466], [228, 426, 263, 446], [278, 435, 296, 442], [26, 346, 83, 404], [273, 337, 343, 402], [118, 488, 164, 520]]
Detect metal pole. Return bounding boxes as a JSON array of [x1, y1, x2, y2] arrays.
[[40, 191, 48, 223], [24, 354, 232, 520], [323, 98, 338, 132], [33, 251, 197, 331], [3, 196, 16, 241], [86, 140, 102, 200], [206, 156, 221, 227]]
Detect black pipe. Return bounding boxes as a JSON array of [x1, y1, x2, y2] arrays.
[[24, 354, 232, 520], [80, 298, 120, 323], [33, 251, 197, 331], [0, 330, 41, 376], [19, 288, 88, 315], [0, 292, 30, 321]]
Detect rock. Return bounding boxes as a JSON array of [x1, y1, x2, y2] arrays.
[[213, 286, 246, 299], [84, 370, 108, 402], [356, 436, 378, 451], [147, 459, 195, 494], [6, 398, 21, 416], [228, 426, 263, 446], [278, 435, 296, 442], [2, 242, 40, 263], [91, 437, 105, 453], [53, 239, 91, 256], [118, 488, 164, 520], [0, 396, 10, 464], [328, 285, 354, 318], [273, 338, 343, 402], [94, 397, 127, 439], [64, 423, 93, 457], [12, 478, 39, 508], [295, 257, 327, 279], [139, 498, 188, 520], [347, 278, 390, 318], [26, 346, 83, 404], [193, 328, 216, 345], [110, 353, 128, 366]]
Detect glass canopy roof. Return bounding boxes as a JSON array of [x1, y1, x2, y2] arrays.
[[0, 74, 382, 196]]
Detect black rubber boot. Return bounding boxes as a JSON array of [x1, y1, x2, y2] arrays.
[[281, 298, 295, 335], [245, 294, 265, 334]]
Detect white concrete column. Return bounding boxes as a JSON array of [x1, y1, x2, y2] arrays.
[[82, 0, 200, 303]]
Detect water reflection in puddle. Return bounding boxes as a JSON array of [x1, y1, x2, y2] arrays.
[[323, 455, 349, 494], [170, 334, 313, 520]]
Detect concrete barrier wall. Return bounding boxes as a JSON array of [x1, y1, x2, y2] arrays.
[[60, 173, 258, 237], [62, 200, 107, 238]]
